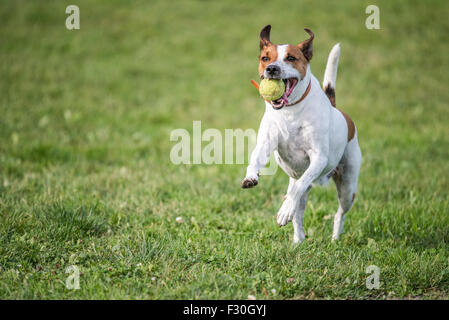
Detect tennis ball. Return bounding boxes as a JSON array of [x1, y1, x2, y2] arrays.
[[259, 79, 285, 101]]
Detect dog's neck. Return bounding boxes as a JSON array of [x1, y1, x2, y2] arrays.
[[287, 65, 312, 106]]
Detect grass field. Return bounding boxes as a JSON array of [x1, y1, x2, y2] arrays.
[[1, 0, 449, 299]]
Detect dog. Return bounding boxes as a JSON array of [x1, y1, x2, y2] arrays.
[[241, 25, 362, 243]]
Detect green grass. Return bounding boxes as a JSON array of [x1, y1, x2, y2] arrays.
[[1, 0, 449, 299]]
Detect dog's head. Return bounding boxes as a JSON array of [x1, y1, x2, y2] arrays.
[[258, 25, 314, 109]]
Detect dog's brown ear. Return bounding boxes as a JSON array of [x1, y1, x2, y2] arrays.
[[259, 25, 271, 50], [298, 28, 314, 61]]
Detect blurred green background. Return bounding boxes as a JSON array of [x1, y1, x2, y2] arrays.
[[0, 0, 448, 299]]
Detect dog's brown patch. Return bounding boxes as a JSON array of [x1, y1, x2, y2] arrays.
[[352, 193, 356, 202], [324, 85, 336, 107], [285, 45, 308, 79], [339, 110, 355, 142], [258, 43, 278, 78], [258, 25, 278, 78], [323, 84, 354, 142]]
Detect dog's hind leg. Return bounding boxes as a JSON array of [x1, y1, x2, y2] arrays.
[[331, 136, 362, 241], [290, 178, 312, 244]]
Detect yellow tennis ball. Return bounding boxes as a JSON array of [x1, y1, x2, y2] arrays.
[[259, 79, 285, 101]]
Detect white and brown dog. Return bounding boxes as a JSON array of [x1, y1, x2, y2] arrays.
[[241, 25, 362, 243]]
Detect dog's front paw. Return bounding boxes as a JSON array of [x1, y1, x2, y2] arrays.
[[241, 175, 258, 188], [276, 196, 296, 226]]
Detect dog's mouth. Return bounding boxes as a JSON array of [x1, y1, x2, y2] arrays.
[[271, 78, 298, 109]]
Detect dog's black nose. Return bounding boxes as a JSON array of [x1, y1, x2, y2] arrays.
[[266, 64, 281, 77]]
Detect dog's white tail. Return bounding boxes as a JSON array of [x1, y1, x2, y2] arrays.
[[323, 43, 340, 107]]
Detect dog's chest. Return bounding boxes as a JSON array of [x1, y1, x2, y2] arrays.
[[274, 121, 311, 179]]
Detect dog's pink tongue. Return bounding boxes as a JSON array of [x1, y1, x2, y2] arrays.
[[281, 92, 289, 104]]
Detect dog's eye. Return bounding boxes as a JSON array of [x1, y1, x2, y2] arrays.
[[261, 56, 269, 62], [286, 55, 296, 62]]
